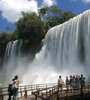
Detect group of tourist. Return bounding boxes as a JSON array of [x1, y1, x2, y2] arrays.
[[7, 74, 85, 99], [57, 74, 86, 92]]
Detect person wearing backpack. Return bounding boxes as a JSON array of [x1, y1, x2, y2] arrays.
[[8, 84, 14, 100], [12, 75, 20, 100], [8, 75, 20, 100], [80, 74, 85, 96]]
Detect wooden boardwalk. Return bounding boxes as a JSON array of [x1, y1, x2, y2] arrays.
[[0, 83, 90, 100], [30, 83, 90, 100], [0, 83, 56, 100]]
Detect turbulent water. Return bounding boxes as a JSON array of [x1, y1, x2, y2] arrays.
[[1, 10, 90, 86]]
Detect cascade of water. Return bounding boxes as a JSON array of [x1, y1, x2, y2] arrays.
[[1, 40, 22, 85], [23, 10, 90, 84]]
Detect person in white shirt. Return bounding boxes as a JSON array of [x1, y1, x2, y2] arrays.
[[57, 76, 64, 94]]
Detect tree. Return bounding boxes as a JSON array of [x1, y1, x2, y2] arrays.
[[61, 11, 75, 22], [6, 26, 10, 32], [15, 12, 44, 40], [0, 33, 10, 65], [15, 6, 75, 40], [14, 7, 75, 56], [40, 6, 75, 32], [15, 12, 45, 55]]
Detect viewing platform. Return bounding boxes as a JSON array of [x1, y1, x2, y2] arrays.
[[0, 83, 90, 100]]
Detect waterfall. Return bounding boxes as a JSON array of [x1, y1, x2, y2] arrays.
[[1, 10, 90, 85], [43, 10, 90, 75], [43, 10, 90, 77], [23, 10, 90, 84], [4, 40, 22, 67], [0, 40, 22, 85], [43, 9, 90, 78]]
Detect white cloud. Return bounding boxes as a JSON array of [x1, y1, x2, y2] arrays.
[[83, 0, 90, 3], [42, 0, 56, 7], [0, 0, 56, 23], [0, 0, 38, 22]]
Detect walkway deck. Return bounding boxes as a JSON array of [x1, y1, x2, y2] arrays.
[[0, 83, 90, 100]]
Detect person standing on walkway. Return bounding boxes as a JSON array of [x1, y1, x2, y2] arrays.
[[57, 76, 64, 94], [80, 74, 85, 96], [65, 76, 69, 90], [12, 75, 20, 100]]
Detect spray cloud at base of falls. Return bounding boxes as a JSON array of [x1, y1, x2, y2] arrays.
[[1, 9, 90, 86]]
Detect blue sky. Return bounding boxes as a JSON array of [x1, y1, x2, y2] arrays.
[[57, 0, 90, 14], [0, 11, 16, 32], [0, 0, 90, 32]]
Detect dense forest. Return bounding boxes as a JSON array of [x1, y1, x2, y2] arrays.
[[0, 6, 75, 66]]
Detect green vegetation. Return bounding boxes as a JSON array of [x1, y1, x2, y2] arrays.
[[0, 33, 9, 66], [14, 12, 45, 56], [40, 6, 75, 32], [0, 6, 75, 63]]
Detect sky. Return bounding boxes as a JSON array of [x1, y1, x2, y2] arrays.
[[0, 0, 90, 32]]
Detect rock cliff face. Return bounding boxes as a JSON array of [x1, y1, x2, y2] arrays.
[[0, 41, 7, 67]]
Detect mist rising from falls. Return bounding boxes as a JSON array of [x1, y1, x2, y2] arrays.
[[23, 10, 90, 84]]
